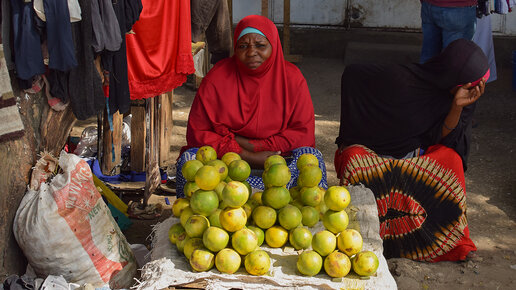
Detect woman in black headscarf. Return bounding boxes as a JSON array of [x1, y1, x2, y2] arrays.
[[335, 39, 489, 262]]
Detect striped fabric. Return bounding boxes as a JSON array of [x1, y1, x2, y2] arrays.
[[335, 144, 476, 262], [176, 146, 328, 198], [0, 47, 24, 143]]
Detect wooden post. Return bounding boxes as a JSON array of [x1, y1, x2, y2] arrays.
[[130, 100, 146, 172], [282, 0, 302, 63], [40, 106, 77, 158], [261, 0, 268, 17], [227, 0, 234, 57], [228, 0, 232, 24], [159, 91, 174, 167], [283, 0, 290, 56], [101, 109, 122, 174], [144, 97, 161, 205]]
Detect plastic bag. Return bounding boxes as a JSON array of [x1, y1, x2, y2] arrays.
[[73, 126, 98, 157], [74, 115, 132, 158], [13, 151, 137, 289]]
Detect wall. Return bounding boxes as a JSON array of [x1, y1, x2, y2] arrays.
[[233, 0, 516, 35]]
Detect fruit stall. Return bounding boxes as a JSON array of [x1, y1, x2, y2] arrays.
[[132, 147, 397, 289]]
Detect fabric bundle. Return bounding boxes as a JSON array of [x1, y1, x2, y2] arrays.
[[0, 46, 24, 143]]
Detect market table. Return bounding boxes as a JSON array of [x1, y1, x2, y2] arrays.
[[135, 185, 397, 290]]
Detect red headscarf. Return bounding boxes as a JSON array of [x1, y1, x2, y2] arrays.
[[185, 15, 315, 157]]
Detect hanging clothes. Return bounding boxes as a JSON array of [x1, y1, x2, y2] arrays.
[[9, 0, 45, 81], [40, 0, 78, 72], [33, 0, 82, 22], [91, 0, 122, 53], [191, 0, 232, 64], [124, 0, 143, 31], [477, 0, 490, 16], [126, 0, 195, 99], [102, 0, 142, 116], [473, 14, 497, 83], [65, 0, 105, 120]]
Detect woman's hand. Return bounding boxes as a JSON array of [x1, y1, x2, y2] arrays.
[[235, 135, 281, 168], [239, 149, 281, 169], [453, 78, 485, 108], [235, 135, 253, 152], [442, 78, 486, 138]]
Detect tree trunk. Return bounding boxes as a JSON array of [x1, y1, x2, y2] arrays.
[[0, 69, 76, 278]]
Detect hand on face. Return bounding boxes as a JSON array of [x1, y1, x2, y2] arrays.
[[453, 78, 486, 108], [235, 33, 272, 70]]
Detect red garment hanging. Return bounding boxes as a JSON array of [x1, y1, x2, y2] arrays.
[[126, 0, 194, 99]]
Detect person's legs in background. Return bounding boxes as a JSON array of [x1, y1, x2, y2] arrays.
[[204, 0, 232, 64], [440, 6, 477, 50], [420, 2, 477, 64], [420, 1, 443, 63], [473, 14, 497, 83], [191, 0, 232, 65], [191, 0, 216, 44]]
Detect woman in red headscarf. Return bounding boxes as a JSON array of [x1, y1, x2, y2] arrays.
[[175, 15, 326, 197]]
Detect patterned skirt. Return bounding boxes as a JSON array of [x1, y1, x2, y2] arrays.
[[334, 144, 476, 262], [176, 146, 328, 198]]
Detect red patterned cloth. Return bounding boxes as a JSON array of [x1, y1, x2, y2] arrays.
[[126, 0, 195, 99], [335, 144, 477, 262]]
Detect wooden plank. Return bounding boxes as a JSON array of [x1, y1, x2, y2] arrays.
[[106, 181, 145, 191], [101, 109, 122, 174], [227, 0, 234, 57], [195, 73, 203, 89], [131, 100, 146, 172], [283, 0, 290, 55], [227, 0, 232, 25], [261, 0, 268, 17], [40, 105, 77, 157], [164, 279, 208, 289], [144, 97, 161, 205], [282, 0, 302, 63], [159, 91, 174, 167]]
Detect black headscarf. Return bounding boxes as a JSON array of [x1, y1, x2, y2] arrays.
[[336, 39, 489, 169]]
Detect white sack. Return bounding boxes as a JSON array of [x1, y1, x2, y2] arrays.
[[14, 151, 137, 289]]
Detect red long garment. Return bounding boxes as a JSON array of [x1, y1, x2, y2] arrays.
[[126, 0, 194, 99], [185, 15, 315, 158]]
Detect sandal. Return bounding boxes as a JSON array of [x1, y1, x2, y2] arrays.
[[42, 75, 68, 111], [23, 75, 44, 94]]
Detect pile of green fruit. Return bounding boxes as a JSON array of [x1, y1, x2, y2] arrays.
[[168, 145, 379, 279]]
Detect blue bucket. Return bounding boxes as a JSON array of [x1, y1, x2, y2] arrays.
[[513, 50, 516, 91]]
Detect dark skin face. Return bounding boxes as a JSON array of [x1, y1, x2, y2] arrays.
[[235, 33, 272, 70]]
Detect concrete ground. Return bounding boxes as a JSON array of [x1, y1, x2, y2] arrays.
[[124, 32, 516, 289]]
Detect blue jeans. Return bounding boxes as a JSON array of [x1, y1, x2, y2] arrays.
[[420, 2, 477, 63]]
